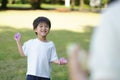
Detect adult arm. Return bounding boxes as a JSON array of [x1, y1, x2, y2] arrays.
[[67, 44, 87, 80]]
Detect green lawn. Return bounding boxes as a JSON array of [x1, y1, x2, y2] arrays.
[[0, 25, 94, 80]]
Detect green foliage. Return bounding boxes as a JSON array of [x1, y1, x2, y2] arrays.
[[0, 25, 94, 80], [102, 0, 109, 3], [0, 0, 114, 9], [75, 0, 90, 5]]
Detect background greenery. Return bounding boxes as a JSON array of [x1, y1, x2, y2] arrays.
[[0, 0, 113, 10]]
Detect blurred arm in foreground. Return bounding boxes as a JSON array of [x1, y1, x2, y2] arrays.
[[67, 44, 88, 80]]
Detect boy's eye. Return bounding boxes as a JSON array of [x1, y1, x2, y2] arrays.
[[39, 25, 49, 28], [45, 26, 49, 28], [38, 25, 43, 28]]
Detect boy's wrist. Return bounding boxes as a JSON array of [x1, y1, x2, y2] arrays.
[[16, 40, 21, 45]]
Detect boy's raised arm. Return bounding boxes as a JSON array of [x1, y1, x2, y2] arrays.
[[14, 33, 25, 57]]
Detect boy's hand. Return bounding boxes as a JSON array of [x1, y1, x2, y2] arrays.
[[59, 57, 68, 65], [14, 32, 21, 41]]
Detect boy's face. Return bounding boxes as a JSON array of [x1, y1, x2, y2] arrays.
[[34, 22, 50, 37]]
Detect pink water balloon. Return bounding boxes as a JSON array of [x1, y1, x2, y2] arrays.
[[14, 33, 21, 39], [59, 57, 67, 64]]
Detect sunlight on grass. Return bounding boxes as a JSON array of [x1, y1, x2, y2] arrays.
[[7, 3, 67, 9], [0, 10, 100, 33], [7, 4, 31, 8], [41, 4, 67, 9]]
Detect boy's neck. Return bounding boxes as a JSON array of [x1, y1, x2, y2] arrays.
[[38, 36, 47, 42]]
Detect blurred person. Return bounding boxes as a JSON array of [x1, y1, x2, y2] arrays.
[[104, 0, 118, 8], [67, 0, 120, 80], [90, 0, 101, 7], [14, 16, 67, 80], [108, 0, 118, 4], [89, 0, 101, 11]]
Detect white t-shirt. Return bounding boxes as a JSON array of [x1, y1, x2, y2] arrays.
[[89, 1, 120, 80], [22, 38, 58, 78]]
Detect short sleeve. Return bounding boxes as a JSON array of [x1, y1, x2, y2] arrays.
[[50, 43, 58, 62], [22, 41, 30, 56]]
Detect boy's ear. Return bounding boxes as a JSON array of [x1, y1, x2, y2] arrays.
[[34, 28, 37, 32], [34, 29, 38, 35]]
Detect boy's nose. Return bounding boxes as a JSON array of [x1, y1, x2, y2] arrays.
[[42, 26, 46, 29]]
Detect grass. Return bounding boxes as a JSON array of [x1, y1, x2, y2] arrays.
[[0, 25, 94, 80], [7, 4, 31, 8]]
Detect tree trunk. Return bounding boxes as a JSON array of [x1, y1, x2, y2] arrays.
[[104, 3, 108, 8], [1, 0, 8, 9], [51, 0, 59, 4], [30, 0, 42, 9], [71, 0, 75, 10], [79, 0, 84, 11]]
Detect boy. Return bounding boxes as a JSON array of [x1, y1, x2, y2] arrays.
[[14, 16, 67, 80]]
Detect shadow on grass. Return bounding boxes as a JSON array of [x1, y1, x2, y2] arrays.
[[0, 26, 94, 80]]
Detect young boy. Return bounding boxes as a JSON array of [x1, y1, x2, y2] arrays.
[[14, 16, 67, 80]]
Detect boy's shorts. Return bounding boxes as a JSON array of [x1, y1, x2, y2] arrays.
[[26, 75, 50, 80]]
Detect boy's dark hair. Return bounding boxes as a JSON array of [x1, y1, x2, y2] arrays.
[[33, 16, 51, 30]]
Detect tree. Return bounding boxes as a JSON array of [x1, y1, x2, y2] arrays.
[[21, 0, 26, 4], [79, 0, 84, 10], [1, 0, 8, 9], [30, 0, 42, 9], [71, 0, 75, 10]]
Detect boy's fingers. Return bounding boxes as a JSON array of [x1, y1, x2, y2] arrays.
[[14, 32, 21, 39]]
